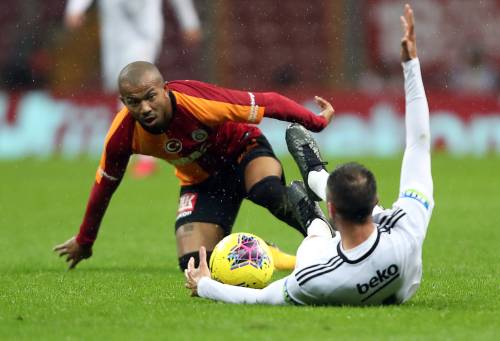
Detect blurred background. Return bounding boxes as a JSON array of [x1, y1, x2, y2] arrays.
[[1, 0, 500, 158]]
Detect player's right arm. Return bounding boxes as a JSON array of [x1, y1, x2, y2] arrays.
[[53, 109, 134, 269], [185, 247, 289, 305]]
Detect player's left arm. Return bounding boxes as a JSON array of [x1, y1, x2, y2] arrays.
[[173, 81, 333, 132], [258, 93, 334, 132], [185, 247, 288, 305]]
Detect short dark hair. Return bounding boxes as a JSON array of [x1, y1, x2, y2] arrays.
[[327, 162, 377, 224]]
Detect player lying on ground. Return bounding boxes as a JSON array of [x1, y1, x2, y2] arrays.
[[53, 59, 334, 271], [185, 4, 435, 305]]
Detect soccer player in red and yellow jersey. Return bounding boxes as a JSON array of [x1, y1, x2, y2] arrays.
[[54, 61, 334, 270]]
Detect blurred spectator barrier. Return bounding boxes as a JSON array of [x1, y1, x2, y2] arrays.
[[1, 91, 499, 159], [366, 0, 500, 69]]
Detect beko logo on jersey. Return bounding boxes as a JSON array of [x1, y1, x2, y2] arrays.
[[356, 264, 399, 294]]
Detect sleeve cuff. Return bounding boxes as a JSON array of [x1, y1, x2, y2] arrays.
[[402, 58, 420, 70], [76, 233, 95, 246], [197, 277, 212, 298]]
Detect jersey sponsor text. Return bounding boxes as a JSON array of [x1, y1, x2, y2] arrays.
[[356, 264, 399, 295]]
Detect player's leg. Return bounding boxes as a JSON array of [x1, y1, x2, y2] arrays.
[[243, 160, 332, 234], [176, 222, 225, 270], [241, 136, 307, 235], [285, 124, 386, 218], [242, 155, 300, 270], [285, 124, 329, 201], [175, 174, 241, 271], [175, 165, 296, 271]]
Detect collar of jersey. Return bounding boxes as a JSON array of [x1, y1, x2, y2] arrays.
[[337, 227, 380, 264], [168, 91, 178, 117]]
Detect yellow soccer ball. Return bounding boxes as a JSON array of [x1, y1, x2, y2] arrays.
[[209, 233, 274, 288]]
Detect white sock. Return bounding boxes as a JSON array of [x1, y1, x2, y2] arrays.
[[307, 218, 332, 237], [307, 169, 329, 201]]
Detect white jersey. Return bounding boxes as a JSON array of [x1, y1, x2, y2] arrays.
[[285, 193, 433, 306]]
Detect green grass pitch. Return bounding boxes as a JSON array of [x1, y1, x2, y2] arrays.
[[1, 155, 499, 340]]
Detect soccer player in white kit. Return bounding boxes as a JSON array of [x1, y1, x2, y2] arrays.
[[64, 0, 201, 93], [185, 4, 434, 306]]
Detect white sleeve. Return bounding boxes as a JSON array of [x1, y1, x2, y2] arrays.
[[396, 58, 434, 241], [197, 277, 289, 305], [307, 218, 333, 237], [169, 0, 201, 31], [65, 0, 94, 16]]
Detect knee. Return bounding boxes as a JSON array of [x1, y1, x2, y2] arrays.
[[247, 176, 286, 211], [178, 250, 213, 272]]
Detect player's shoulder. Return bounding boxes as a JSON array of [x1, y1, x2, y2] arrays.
[[168, 80, 219, 96], [109, 107, 134, 126], [103, 107, 135, 152], [293, 237, 340, 276], [373, 206, 408, 234], [374, 206, 423, 253], [106, 108, 135, 136], [168, 80, 250, 106]]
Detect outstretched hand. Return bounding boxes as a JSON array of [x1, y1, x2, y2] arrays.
[[315, 96, 335, 125], [53, 236, 92, 270], [184, 246, 211, 296], [400, 4, 417, 62]]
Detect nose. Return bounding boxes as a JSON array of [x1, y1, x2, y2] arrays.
[[139, 101, 152, 115]]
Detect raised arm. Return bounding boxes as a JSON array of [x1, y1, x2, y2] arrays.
[[396, 4, 434, 241]]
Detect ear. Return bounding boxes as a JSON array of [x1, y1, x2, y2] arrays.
[[119, 96, 126, 106], [327, 201, 336, 219]]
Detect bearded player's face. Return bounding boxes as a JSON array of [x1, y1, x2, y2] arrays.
[[120, 75, 172, 134]]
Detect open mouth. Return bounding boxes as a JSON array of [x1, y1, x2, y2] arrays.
[[143, 116, 156, 125]]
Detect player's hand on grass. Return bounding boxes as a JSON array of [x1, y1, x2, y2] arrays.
[[315, 96, 335, 126], [400, 4, 417, 62], [184, 246, 211, 296], [53, 236, 92, 270]]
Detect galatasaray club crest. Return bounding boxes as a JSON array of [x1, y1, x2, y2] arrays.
[[165, 138, 182, 153], [191, 129, 208, 142]]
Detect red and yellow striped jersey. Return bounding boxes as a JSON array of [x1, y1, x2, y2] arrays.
[[77, 80, 327, 245], [96, 80, 326, 186]]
